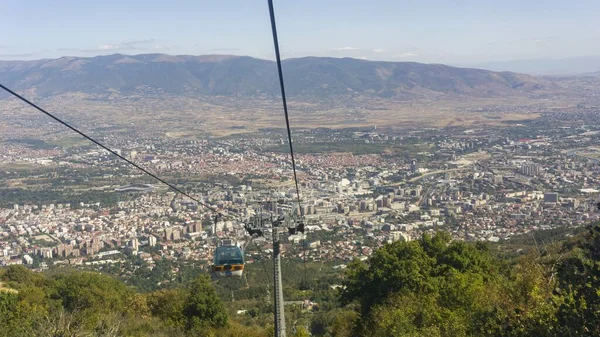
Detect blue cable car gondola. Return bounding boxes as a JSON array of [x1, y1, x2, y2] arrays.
[[212, 239, 245, 277]]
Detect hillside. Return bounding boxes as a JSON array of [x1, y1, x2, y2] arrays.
[[0, 54, 552, 99], [1, 225, 600, 337]]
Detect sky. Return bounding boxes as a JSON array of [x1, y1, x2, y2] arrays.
[[1, 0, 600, 64]]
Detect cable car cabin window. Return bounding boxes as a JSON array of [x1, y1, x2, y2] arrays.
[[214, 246, 244, 265]]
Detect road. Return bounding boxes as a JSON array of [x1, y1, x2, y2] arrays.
[[408, 166, 472, 183]]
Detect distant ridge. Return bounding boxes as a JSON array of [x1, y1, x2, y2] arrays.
[[466, 55, 600, 76], [0, 53, 553, 99]]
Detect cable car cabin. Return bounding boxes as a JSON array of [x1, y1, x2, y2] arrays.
[[213, 241, 245, 277]]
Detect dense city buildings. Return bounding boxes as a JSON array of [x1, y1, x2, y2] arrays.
[[1, 110, 600, 273]]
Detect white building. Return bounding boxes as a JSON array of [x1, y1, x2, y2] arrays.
[[23, 254, 33, 265]]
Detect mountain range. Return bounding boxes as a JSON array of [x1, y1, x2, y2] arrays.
[[0, 54, 554, 99]]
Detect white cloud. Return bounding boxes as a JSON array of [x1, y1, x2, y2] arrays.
[[532, 37, 559, 43], [506, 36, 559, 45], [0, 53, 35, 58], [152, 44, 171, 50], [82, 39, 169, 53], [204, 47, 242, 52], [373, 49, 385, 53], [335, 46, 358, 51], [394, 53, 418, 58], [97, 44, 121, 50], [123, 39, 156, 46]]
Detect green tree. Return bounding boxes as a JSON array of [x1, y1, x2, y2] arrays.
[[311, 308, 357, 337], [50, 271, 131, 313], [341, 232, 504, 336], [292, 326, 310, 337], [341, 238, 435, 315], [183, 275, 228, 331], [147, 289, 187, 327], [553, 226, 600, 336], [2, 265, 45, 287], [0, 292, 21, 336]]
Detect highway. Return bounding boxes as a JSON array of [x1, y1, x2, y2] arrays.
[[408, 166, 473, 183]]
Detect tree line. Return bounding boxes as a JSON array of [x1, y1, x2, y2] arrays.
[[2, 224, 600, 336]]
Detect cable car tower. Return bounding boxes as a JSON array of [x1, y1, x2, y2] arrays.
[[244, 207, 305, 337]]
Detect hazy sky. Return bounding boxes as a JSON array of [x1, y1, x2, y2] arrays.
[[1, 0, 600, 63]]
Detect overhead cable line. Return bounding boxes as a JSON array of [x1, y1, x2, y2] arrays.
[[0, 83, 233, 220], [267, 0, 309, 289], [267, 0, 302, 212]]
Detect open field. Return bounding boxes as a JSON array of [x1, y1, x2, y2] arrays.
[[0, 162, 39, 171], [0, 93, 574, 139], [47, 137, 89, 148]]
